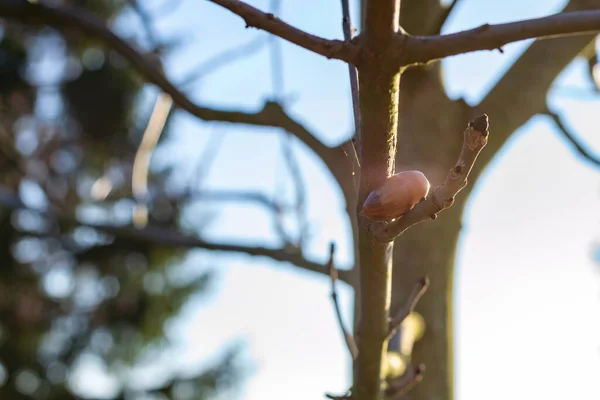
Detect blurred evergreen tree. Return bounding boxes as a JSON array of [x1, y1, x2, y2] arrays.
[[0, 2, 242, 399]]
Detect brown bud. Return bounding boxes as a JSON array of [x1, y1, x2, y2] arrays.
[[362, 170, 430, 220]]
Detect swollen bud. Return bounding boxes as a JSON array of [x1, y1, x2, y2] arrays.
[[362, 170, 430, 220]]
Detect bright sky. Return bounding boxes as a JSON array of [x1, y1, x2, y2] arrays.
[[76, 0, 600, 399]]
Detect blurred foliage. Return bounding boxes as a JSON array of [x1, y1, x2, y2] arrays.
[[0, 2, 242, 399]]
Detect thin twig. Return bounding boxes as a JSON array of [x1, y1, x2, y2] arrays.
[[179, 36, 267, 87], [125, 0, 159, 47], [0, 184, 354, 283], [384, 364, 425, 400], [266, 0, 309, 249], [340, 0, 361, 162], [370, 115, 489, 242], [131, 93, 173, 228], [388, 277, 429, 338], [328, 243, 359, 359], [190, 128, 228, 190], [205, 0, 356, 62], [403, 10, 600, 66], [544, 106, 600, 167]]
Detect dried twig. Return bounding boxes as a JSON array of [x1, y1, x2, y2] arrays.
[[404, 10, 600, 65], [544, 106, 600, 167], [370, 114, 489, 242], [388, 277, 429, 338], [205, 0, 356, 62], [328, 243, 359, 359], [384, 364, 425, 400]]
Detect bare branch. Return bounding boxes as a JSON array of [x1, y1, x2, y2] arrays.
[[0, 1, 352, 193], [88, 222, 352, 281], [384, 364, 425, 400], [328, 243, 359, 360], [205, 0, 356, 63], [0, 185, 352, 283], [132, 93, 173, 228], [404, 10, 600, 65], [370, 115, 489, 242], [186, 190, 288, 213], [341, 0, 361, 161], [544, 107, 600, 168], [388, 277, 429, 338]]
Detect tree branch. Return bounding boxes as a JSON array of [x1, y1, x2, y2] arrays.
[[471, 0, 598, 186], [0, 185, 352, 283], [543, 106, 600, 168], [370, 115, 489, 242], [403, 10, 600, 65], [384, 364, 425, 400], [340, 0, 361, 160], [328, 242, 359, 360], [88, 222, 353, 282], [205, 0, 357, 63], [387, 277, 429, 338], [0, 1, 353, 194]]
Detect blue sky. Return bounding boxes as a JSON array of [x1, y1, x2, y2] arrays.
[[75, 0, 600, 399]]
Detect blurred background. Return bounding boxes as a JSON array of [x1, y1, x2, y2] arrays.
[[0, 0, 599, 399]]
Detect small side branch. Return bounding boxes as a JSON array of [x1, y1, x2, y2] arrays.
[[384, 364, 425, 400], [544, 107, 600, 168], [388, 277, 429, 338], [403, 10, 600, 65], [206, 0, 357, 63], [328, 243, 359, 360], [370, 115, 489, 242]]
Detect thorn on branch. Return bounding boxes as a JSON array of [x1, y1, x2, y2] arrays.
[[384, 364, 425, 400], [328, 242, 359, 360], [388, 277, 430, 338]]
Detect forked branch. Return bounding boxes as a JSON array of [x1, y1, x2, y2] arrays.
[[403, 10, 600, 65], [370, 115, 489, 242]]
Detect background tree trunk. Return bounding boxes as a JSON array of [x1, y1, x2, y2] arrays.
[[356, 1, 600, 399], [389, 65, 471, 400]]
